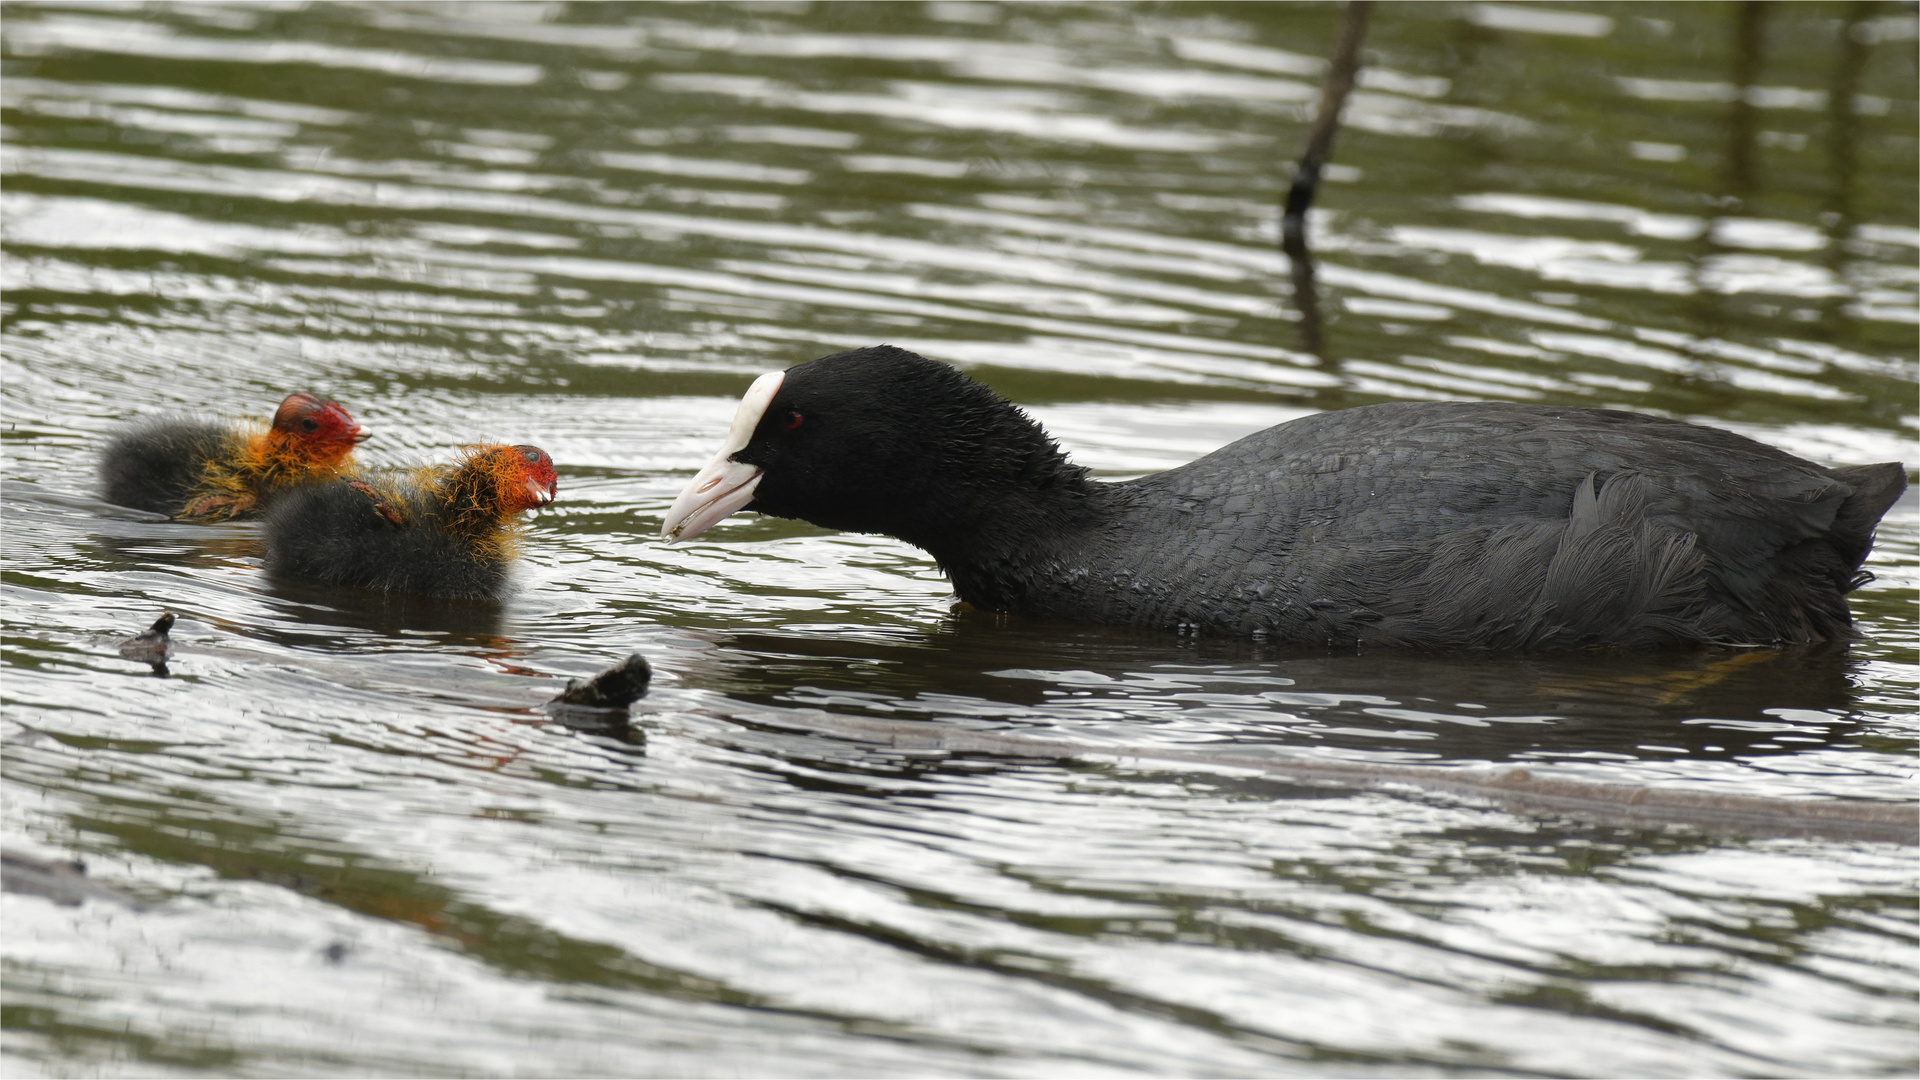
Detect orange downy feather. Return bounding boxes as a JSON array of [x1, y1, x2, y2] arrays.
[[437, 445, 552, 563], [338, 445, 550, 563], [179, 396, 362, 520]]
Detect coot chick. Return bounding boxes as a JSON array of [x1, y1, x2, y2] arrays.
[[262, 444, 557, 600], [661, 346, 1907, 650], [100, 392, 366, 520]]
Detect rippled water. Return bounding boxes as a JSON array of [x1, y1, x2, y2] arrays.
[[3, 3, 1916, 1076]]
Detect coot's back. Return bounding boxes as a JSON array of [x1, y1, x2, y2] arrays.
[[1091, 401, 1906, 648]]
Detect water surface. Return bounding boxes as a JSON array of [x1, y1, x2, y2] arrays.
[[3, 3, 1916, 1076]]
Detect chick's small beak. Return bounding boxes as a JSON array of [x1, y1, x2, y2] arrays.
[[526, 476, 557, 508], [351, 426, 371, 444]]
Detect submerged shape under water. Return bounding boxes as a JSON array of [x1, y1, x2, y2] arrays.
[[2, 2, 1915, 1077]]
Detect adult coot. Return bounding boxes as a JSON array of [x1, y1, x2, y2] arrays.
[[263, 444, 558, 600], [661, 346, 1906, 649], [100, 392, 365, 520]]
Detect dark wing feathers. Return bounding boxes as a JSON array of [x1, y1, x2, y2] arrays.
[[1096, 402, 1899, 647]]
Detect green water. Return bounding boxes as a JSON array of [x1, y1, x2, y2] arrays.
[[3, 2, 1915, 1076]]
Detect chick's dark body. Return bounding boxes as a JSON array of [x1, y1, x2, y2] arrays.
[[99, 419, 232, 514], [264, 480, 513, 600], [99, 394, 363, 520]]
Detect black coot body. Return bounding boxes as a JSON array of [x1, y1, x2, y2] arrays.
[[100, 419, 230, 515], [262, 446, 558, 601], [661, 346, 1907, 650]]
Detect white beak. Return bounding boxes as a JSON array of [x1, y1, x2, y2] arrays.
[[660, 371, 784, 542]]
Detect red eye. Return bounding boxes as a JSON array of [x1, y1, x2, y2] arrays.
[[785, 411, 803, 430]]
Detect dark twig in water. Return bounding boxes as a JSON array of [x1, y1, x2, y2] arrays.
[[1281, 0, 1371, 356], [1281, 0, 1372, 249], [1723, 0, 1766, 205], [548, 653, 653, 711], [117, 611, 174, 674]]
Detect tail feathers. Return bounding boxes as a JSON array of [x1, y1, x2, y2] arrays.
[[1320, 463, 1902, 650], [1533, 464, 1907, 645], [1828, 462, 1907, 575]]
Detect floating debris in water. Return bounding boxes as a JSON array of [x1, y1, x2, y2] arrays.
[[547, 653, 652, 711], [116, 611, 174, 674]]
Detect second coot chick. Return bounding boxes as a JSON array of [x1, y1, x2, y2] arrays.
[[661, 346, 1907, 650], [100, 392, 365, 520], [263, 444, 558, 600]]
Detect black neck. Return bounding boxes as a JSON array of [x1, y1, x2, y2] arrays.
[[906, 469, 1112, 614]]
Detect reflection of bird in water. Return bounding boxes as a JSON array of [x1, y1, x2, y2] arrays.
[[99, 392, 366, 520], [1617, 650, 1783, 704], [702, 614, 1871, 764], [666, 346, 1906, 650], [263, 444, 557, 600], [116, 611, 174, 673], [1510, 645, 1866, 758]]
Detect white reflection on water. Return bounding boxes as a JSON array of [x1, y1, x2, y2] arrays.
[[5, 13, 547, 84]]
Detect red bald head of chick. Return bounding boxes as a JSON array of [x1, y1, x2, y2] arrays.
[[265, 392, 366, 473]]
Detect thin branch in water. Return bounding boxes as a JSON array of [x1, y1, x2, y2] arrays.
[[1282, 0, 1373, 250]]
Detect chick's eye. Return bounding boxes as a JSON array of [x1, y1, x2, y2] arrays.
[[785, 410, 804, 430], [300, 418, 319, 432], [522, 449, 541, 464]]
